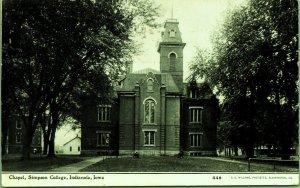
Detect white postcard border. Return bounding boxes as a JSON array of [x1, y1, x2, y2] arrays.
[[2, 172, 299, 187]]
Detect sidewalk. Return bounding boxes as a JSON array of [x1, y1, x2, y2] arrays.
[[201, 157, 248, 165], [49, 157, 104, 172]]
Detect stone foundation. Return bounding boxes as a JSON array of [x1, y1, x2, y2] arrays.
[[81, 149, 118, 156], [186, 150, 217, 156], [82, 149, 217, 157], [119, 149, 180, 156]]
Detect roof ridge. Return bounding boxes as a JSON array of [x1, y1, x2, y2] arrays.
[[132, 67, 160, 74], [63, 135, 81, 146]]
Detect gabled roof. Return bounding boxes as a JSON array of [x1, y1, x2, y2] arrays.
[[183, 82, 214, 99], [161, 73, 180, 93], [117, 69, 180, 93], [133, 68, 160, 74], [63, 135, 81, 146]]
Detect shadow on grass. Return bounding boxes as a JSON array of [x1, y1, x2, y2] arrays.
[[2, 155, 84, 172]]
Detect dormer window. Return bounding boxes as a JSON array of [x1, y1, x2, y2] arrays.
[[190, 90, 198, 98], [169, 29, 176, 37]]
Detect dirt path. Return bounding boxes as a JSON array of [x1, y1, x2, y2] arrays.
[[49, 157, 104, 172]]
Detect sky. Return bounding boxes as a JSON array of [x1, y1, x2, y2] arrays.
[[132, 0, 247, 81], [55, 121, 81, 148]]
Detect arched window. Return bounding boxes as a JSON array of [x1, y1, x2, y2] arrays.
[[144, 99, 155, 123], [170, 53, 176, 71], [170, 29, 176, 37], [147, 78, 153, 92]]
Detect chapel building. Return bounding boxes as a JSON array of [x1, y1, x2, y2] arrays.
[[81, 18, 218, 156]]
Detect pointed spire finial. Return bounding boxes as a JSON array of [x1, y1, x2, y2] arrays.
[[171, 0, 174, 19]]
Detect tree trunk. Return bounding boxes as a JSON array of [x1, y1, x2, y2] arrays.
[[47, 140, 56, 158], [21, 127, 34, 160], [47, 120, 57, 158], [1, 118, 9, 155], [43, 134, 49, 155], [47, 101, 60, 158], [245, 145, 254, 159], [47, 128, 56, 158], [42, 126, 50, 155], [39, 112, 49, 155], [281, 142, 291, 160], [234, 146, 238, 156]]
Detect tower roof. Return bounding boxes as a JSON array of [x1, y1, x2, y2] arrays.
[[160, 19, 183, 43], [158, 19, 185, 52]]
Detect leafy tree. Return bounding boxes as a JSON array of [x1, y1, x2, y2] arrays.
[[191, 0, 298, 159], [3, 0, 159, 160]]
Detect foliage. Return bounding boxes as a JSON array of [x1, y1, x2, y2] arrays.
[[191, 0, 298, 158], [2, 0, 159, 159]]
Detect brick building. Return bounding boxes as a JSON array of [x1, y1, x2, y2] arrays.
[[81, 19, 218, 156], [3, 115, 42, 154]]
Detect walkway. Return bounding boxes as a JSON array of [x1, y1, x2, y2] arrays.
[[201, 157, 248, 165], [49, 157, 104, 172]]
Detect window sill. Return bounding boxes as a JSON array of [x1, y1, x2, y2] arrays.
[[97, 121, 111, 123], [144, 145, 155, 147]]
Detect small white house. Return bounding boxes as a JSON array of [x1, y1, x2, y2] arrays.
[[62, 135, 81, 155]]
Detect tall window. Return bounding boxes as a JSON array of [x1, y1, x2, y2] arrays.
[[147, 78, 154, 92], [16, 120, 22, 129], [70, 146, 72, 152], [97, 132, 110, 146], [144, 131, 155, 146], [16, 133, 21, 143], [98, 105, 111, 122], [189, 107, 203, 123], [78, 146, 80, 151], [190, 133, 202, 147], [169, 53, 176, 71], [144, 99, 155, 124]]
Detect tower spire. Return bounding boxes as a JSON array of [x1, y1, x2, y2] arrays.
[[171, 0, 174, 19]]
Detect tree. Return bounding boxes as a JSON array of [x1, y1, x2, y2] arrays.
[[191, 0, 298, 159], [3, 0, 159, 160]]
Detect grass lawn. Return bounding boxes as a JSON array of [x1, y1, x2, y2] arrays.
[[80, 156, 299, 172], [2, 155, 84, 172]]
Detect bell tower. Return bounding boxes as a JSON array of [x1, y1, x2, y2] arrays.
[[158, 19, 186, 91]]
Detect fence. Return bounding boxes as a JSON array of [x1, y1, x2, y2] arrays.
[[248, 157, 299, 172]]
